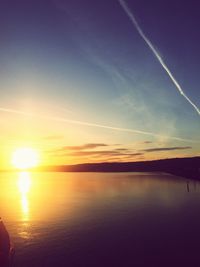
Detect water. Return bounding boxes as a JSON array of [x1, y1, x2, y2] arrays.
[[1, 172, 200, 267]]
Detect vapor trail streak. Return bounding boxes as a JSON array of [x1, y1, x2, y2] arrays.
[[118, 0, 200, 116], [0, 107, 198, 143]]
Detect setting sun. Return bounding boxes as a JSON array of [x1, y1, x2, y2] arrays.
[[12, 148, 39, 169]]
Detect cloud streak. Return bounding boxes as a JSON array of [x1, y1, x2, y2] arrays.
[[48, 145, 143, 159], [0, 106, 198, 143], [46, 143, 193, 162], [62, 143, 108, 151], [118, 0, 200, 116], [143, 146, 192, 153]]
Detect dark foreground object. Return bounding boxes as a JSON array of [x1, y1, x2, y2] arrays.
[[0, 220, 14, 267]]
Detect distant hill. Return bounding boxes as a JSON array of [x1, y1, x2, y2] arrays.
[[36, 157, 200, 180]]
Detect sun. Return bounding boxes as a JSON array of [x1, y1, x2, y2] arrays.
[[12, 148, 39, 170]]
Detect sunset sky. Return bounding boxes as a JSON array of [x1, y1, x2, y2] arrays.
[[0, 0, 200, 168]]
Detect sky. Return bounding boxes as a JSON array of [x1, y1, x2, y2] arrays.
[[0, 0, 200, 168]]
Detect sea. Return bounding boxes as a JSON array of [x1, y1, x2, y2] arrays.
[[0, 172, 200, 267]]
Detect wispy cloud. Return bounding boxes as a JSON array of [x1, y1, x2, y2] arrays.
[[68, 150, 120, 157], [47, 143, 143, 161], [63, 143, 108, 151], [65, 151, 143, 161], [0, 107, 198, 143], [143, 146, 192, 153], [143, 141, 153, 144], [115, 148, 129, 151], [118, 0, 200, 116], [81, 41, 197, 146]]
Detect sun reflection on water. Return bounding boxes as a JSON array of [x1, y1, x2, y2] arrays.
[[18, 171, 31, 194], [1, 171, 195, 244], [17, 171, 32, 239], [17, 171, 31, 222]]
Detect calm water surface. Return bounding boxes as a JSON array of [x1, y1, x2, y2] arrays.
[[0, 172, 200, 267]]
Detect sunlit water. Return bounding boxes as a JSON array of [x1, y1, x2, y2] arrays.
[[0, 172, 200, 267]]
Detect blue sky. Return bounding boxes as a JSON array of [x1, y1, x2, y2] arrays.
[[0, 0, 199, 167]]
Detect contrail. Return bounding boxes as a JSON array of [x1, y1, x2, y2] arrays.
[[0, 107, 198, 143], [118, 0, 200, 116]]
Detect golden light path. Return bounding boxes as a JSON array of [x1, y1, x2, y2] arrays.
[[18, 171, 31, 222], [11, 146, 39, 236], [17, 171, 31, 239]]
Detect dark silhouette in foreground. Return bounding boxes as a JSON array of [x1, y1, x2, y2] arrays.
[[0, 219, 14, 267]]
